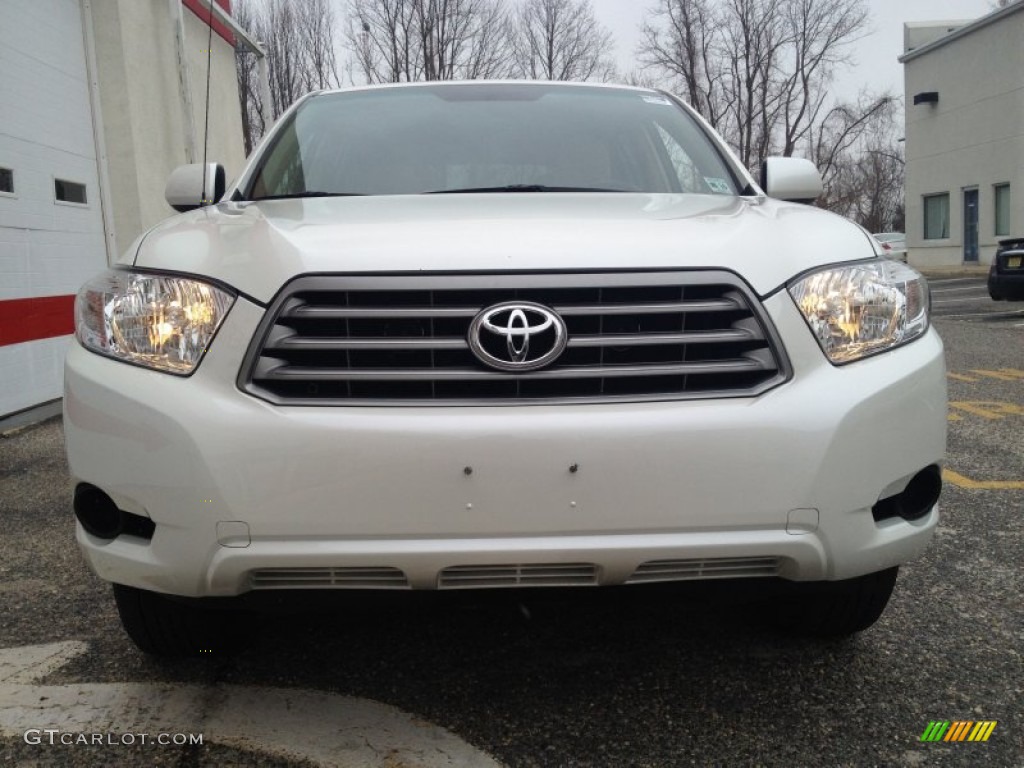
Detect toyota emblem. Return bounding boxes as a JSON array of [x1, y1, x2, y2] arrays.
[[468, 302, 568, 372]]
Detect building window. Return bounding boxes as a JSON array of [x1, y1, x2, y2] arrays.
[[55, 179, 87, 205], [0, 167, 13, 195], [994, 184, 1010, 237], [923, 193, 949, 239]]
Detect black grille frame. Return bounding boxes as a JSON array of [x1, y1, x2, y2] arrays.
[[238, 271, 791, 406]]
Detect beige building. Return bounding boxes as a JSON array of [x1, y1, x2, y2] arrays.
[[900, 3, 1024, 267], [89, 0, 251, 259], [0, 0, 265, 423]]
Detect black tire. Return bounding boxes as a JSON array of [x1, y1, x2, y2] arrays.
[[112, 584, 248, 657], [763, 566, 899, 637]]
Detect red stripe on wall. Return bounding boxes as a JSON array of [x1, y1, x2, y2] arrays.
[[0, 295, 76, 347], [182, 0, 235, 47]]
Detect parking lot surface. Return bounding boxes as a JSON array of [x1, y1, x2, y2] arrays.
[[929, 274, 1024, 321], [1, 285, 1021, 767]]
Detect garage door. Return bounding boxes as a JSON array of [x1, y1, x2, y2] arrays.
[[0, 0, 108, 418]]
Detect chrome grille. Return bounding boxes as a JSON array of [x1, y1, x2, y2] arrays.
[[240, 272, 789, 404], [250, 566, 409, 589], [626, 557, 780, 584], [438, 563, 599, 588]]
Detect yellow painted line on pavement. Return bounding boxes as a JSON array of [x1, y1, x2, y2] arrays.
[[947, 369, 1024, 383], [943, 469, 1024, 490], [970, 368, 1024, 381], [948, 401, 1024, 420]]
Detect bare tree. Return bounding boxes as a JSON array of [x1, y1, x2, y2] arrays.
[[510, 0, 615, 81], [638, 0, 904, 226], [815, 97, 904, 231], [259, 1, 306, 117], [235, 0, 342, 153], [621, 69, 663, 90], [424, 0, 514, 80], [346, 0, 419, 83], [776, 0, 869, 156], [856, 146, 905, 233], [637, 0, 724, 125], [639, 0, 790, 166], [718, 0, 789, 169], [345, 0, 513, 83], [234, 0, 266, 155], [638, 0, 874, 170], [296, 0, 343, 91], [809, 93, 893, 191]]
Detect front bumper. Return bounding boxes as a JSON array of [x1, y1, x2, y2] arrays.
[[64, 292, 947, 597]]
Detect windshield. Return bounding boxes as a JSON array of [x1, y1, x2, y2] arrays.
[[245, 84, 741, 199]]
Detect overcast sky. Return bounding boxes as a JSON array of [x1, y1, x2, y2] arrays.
[[590, 0, 998, 103]]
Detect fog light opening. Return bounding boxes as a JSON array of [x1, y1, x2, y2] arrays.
[[872, 465, 943, 523], [74, 484, 124, 539]]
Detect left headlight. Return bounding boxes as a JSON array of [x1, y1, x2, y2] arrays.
[[75, 270, 235, 374], [788, 260, 929, 364]]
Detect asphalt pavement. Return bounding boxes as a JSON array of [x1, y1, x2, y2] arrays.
[[928, 273, 1024, 321], [0, 278, 1021, 767]]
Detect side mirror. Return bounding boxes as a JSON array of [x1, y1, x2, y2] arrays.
[[164, 163, 226, 212], [759, 157, 823, 203]]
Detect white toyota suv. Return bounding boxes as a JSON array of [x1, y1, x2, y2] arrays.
[[65, 82, 946, 656]]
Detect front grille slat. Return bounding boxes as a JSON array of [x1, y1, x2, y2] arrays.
[[567, 329, 760, 347], [259, 359, 770, 382], [286, 306, 479, 319], [240, 272, 789, 405], [555, 298, 740, 315], [266, 337, 469, 352]]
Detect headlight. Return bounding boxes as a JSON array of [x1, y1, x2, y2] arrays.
[[788, 260, 929, 364], [75, 270, 235, 374]]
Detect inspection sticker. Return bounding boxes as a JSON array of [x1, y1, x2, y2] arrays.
[[704, 177, 732, 194]]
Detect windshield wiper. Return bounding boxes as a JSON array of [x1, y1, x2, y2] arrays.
[[247, 191, 366, 201], [425, 184, 631, 194]]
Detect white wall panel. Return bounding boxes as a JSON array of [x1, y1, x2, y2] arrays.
[[0, 337, 70, 417], [0, 0, 106, 417]]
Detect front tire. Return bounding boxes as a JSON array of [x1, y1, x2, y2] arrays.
[[113, 584, 248, 657], [765, 567, 899, 637]]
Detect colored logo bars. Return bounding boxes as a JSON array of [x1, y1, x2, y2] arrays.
[[920, 721, 997, 742]]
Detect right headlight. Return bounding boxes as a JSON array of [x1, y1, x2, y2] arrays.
[[75, 270, 235, 375], [788, 260, 929, 364]]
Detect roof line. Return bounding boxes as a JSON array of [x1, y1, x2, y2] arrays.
[[899, 1, 1024, 63], [310, 80, 660, 97], [187, 0, 265, 56]]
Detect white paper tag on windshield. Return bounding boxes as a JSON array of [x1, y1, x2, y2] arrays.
[[642, 95, 672, 106], [704, 177, 732, 194]]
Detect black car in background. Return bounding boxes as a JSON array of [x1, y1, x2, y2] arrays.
[[988, 237, 1024, 300]]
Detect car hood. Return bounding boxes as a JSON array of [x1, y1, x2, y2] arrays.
[[130, 194, 877, 303]]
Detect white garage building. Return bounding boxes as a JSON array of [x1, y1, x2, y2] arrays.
[[901, 3, 1024, 268], [0, 0, 260, 426]]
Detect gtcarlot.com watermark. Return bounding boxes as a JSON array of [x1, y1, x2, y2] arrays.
[[24, 729, 203, 747]]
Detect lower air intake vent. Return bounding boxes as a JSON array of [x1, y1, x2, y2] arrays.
[[438, 563, 598, 589], [627, 557, 780, 584], [250, 566, 409, 589]]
